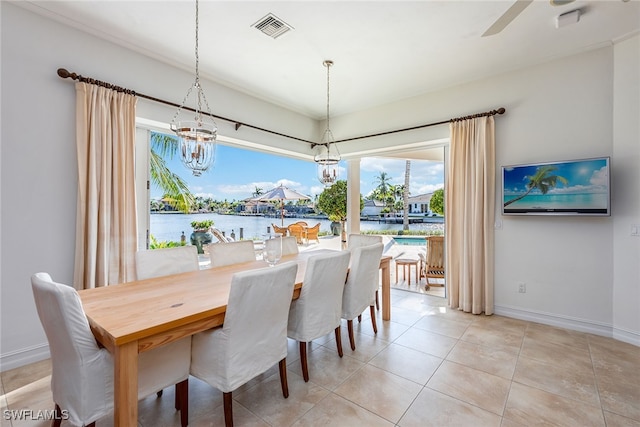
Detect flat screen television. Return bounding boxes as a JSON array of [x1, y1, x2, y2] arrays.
[[502, 157, 610, 216]]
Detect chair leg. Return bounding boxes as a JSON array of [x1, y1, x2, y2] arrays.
[[299, 341, 309, 382], [347, 319, 356, 350], [52, 404, 62, 427], [369, 305, 378, 334], [357, 314, 362, 323], [278, 358, 289, 398], [223, 392, 233, 427], [86, 423, 96, 427], [157, 390, 163, 398], [375, 290, 379, 311], [334, 326, 343, 357], [176, 379, 189, 427]]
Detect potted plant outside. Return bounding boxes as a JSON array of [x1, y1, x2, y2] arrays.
[[190, 219, 214, 254], [317, 180, 364, 246]]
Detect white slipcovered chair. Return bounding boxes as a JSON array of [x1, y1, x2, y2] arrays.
[[190, 262, 298, 427], [287, 251, 351, 382], [280, 236, 299, 255], [31, 273, 190, 427], [135, 245, 199, 280], [208, 239, 256, 268], [341, 242, 384, 351], [347, 234, 383, 311], [135, 245, 198, 405]]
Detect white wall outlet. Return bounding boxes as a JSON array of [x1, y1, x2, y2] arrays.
[[495, 219, 503, 230], [631, 224, 640, 237], [518, 282, 526, 293]]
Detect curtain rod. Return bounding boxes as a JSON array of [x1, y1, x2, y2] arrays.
[[331, 107, 506, 144], [57, 68, 314, 144], [57, 68, 505, 147]]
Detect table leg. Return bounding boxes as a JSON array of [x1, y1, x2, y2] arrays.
[[380, 258, 391, 321], [114, 341, 138, 426]]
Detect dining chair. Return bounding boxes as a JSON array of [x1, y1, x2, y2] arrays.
[[347, 234, 383, 311], [281, 236, 300, 255], [287, 223, 305, 244], [31, 273, 190, 427], [341, 242, 384, 351], [135, 245, 198, 405], [135, 245, 200, 280], [208, 239, 256, 268], [304, 223, 321, 244], [190, 262, 298, 427], [287, 251, 351, 382], [272, 223, 289, 236]]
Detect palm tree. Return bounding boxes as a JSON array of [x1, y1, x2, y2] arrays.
[[374, 172, 392, 198], [403, 160, 411, 231], [150, 133, 194, 213], [504, 165, 568, 207], [252, 186, 264, 198]]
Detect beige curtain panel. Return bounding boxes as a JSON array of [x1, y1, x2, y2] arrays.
[[73, 82, 138, 289], [445, 116, 495, 315]]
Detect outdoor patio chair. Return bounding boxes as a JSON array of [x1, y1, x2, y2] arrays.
[[424, 235, 445, 290], [272, 224, 289, 237], [288, 223, 305, 244], [304, 223, 321, 244]]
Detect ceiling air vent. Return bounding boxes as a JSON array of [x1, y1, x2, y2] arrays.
[[252, 13, 293, 39]]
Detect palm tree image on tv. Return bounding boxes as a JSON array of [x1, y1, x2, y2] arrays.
[[504, 165, 568, 207], [502, 158, 610, 215]]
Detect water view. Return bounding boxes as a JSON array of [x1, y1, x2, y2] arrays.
[[150, 213, 444, 243]]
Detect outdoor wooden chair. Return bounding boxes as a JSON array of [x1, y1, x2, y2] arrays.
[[304, 223, 320, 244], [288, 223, 305, 244], [423, 235, 445, 290], [272, 224, 289, 237]]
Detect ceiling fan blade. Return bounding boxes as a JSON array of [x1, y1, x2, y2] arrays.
[[482, 0, 533, 37]]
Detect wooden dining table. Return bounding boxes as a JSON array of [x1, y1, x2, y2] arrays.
[[78, 250, 391, 426]]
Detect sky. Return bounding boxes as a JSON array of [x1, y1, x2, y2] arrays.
[[150, 137, 445, 202]]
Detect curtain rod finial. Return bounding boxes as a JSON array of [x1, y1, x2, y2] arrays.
[[497, 107, 506, 115]]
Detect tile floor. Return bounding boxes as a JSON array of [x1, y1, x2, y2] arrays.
[[2, 288, 639, 426]]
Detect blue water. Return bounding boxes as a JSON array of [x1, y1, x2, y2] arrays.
[[150, 213, 444, 243], [393, 236, 427, 246], [503, 193, 608, 209]]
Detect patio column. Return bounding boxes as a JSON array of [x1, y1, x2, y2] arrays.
[[346, 158, 361, 237]]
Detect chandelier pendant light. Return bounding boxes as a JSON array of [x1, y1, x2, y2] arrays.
[[314, 60, 341, 186], [170, 0, 217, 177]]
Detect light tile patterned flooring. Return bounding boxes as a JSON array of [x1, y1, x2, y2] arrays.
[[2, 289, 639, 426]]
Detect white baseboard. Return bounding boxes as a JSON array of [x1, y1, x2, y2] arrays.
[[495, 304, 640, 347], [495, 304, 614, 336], [612, 326, 640, 347], [0, 343, 50, 372]]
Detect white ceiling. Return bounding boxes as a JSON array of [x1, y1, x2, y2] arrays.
[[18, 0, 640, 119]]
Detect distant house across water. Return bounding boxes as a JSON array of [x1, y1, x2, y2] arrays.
[[408, 193, 434, 215], [361, 199, 385, 217]]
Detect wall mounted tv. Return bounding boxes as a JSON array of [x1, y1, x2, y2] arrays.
[[502, 157, 610, 216]]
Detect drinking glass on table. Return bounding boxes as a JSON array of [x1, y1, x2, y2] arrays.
[[263, 233, 282, 267]]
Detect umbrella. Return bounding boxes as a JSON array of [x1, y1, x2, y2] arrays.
[[256, 185, 311, 226]]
